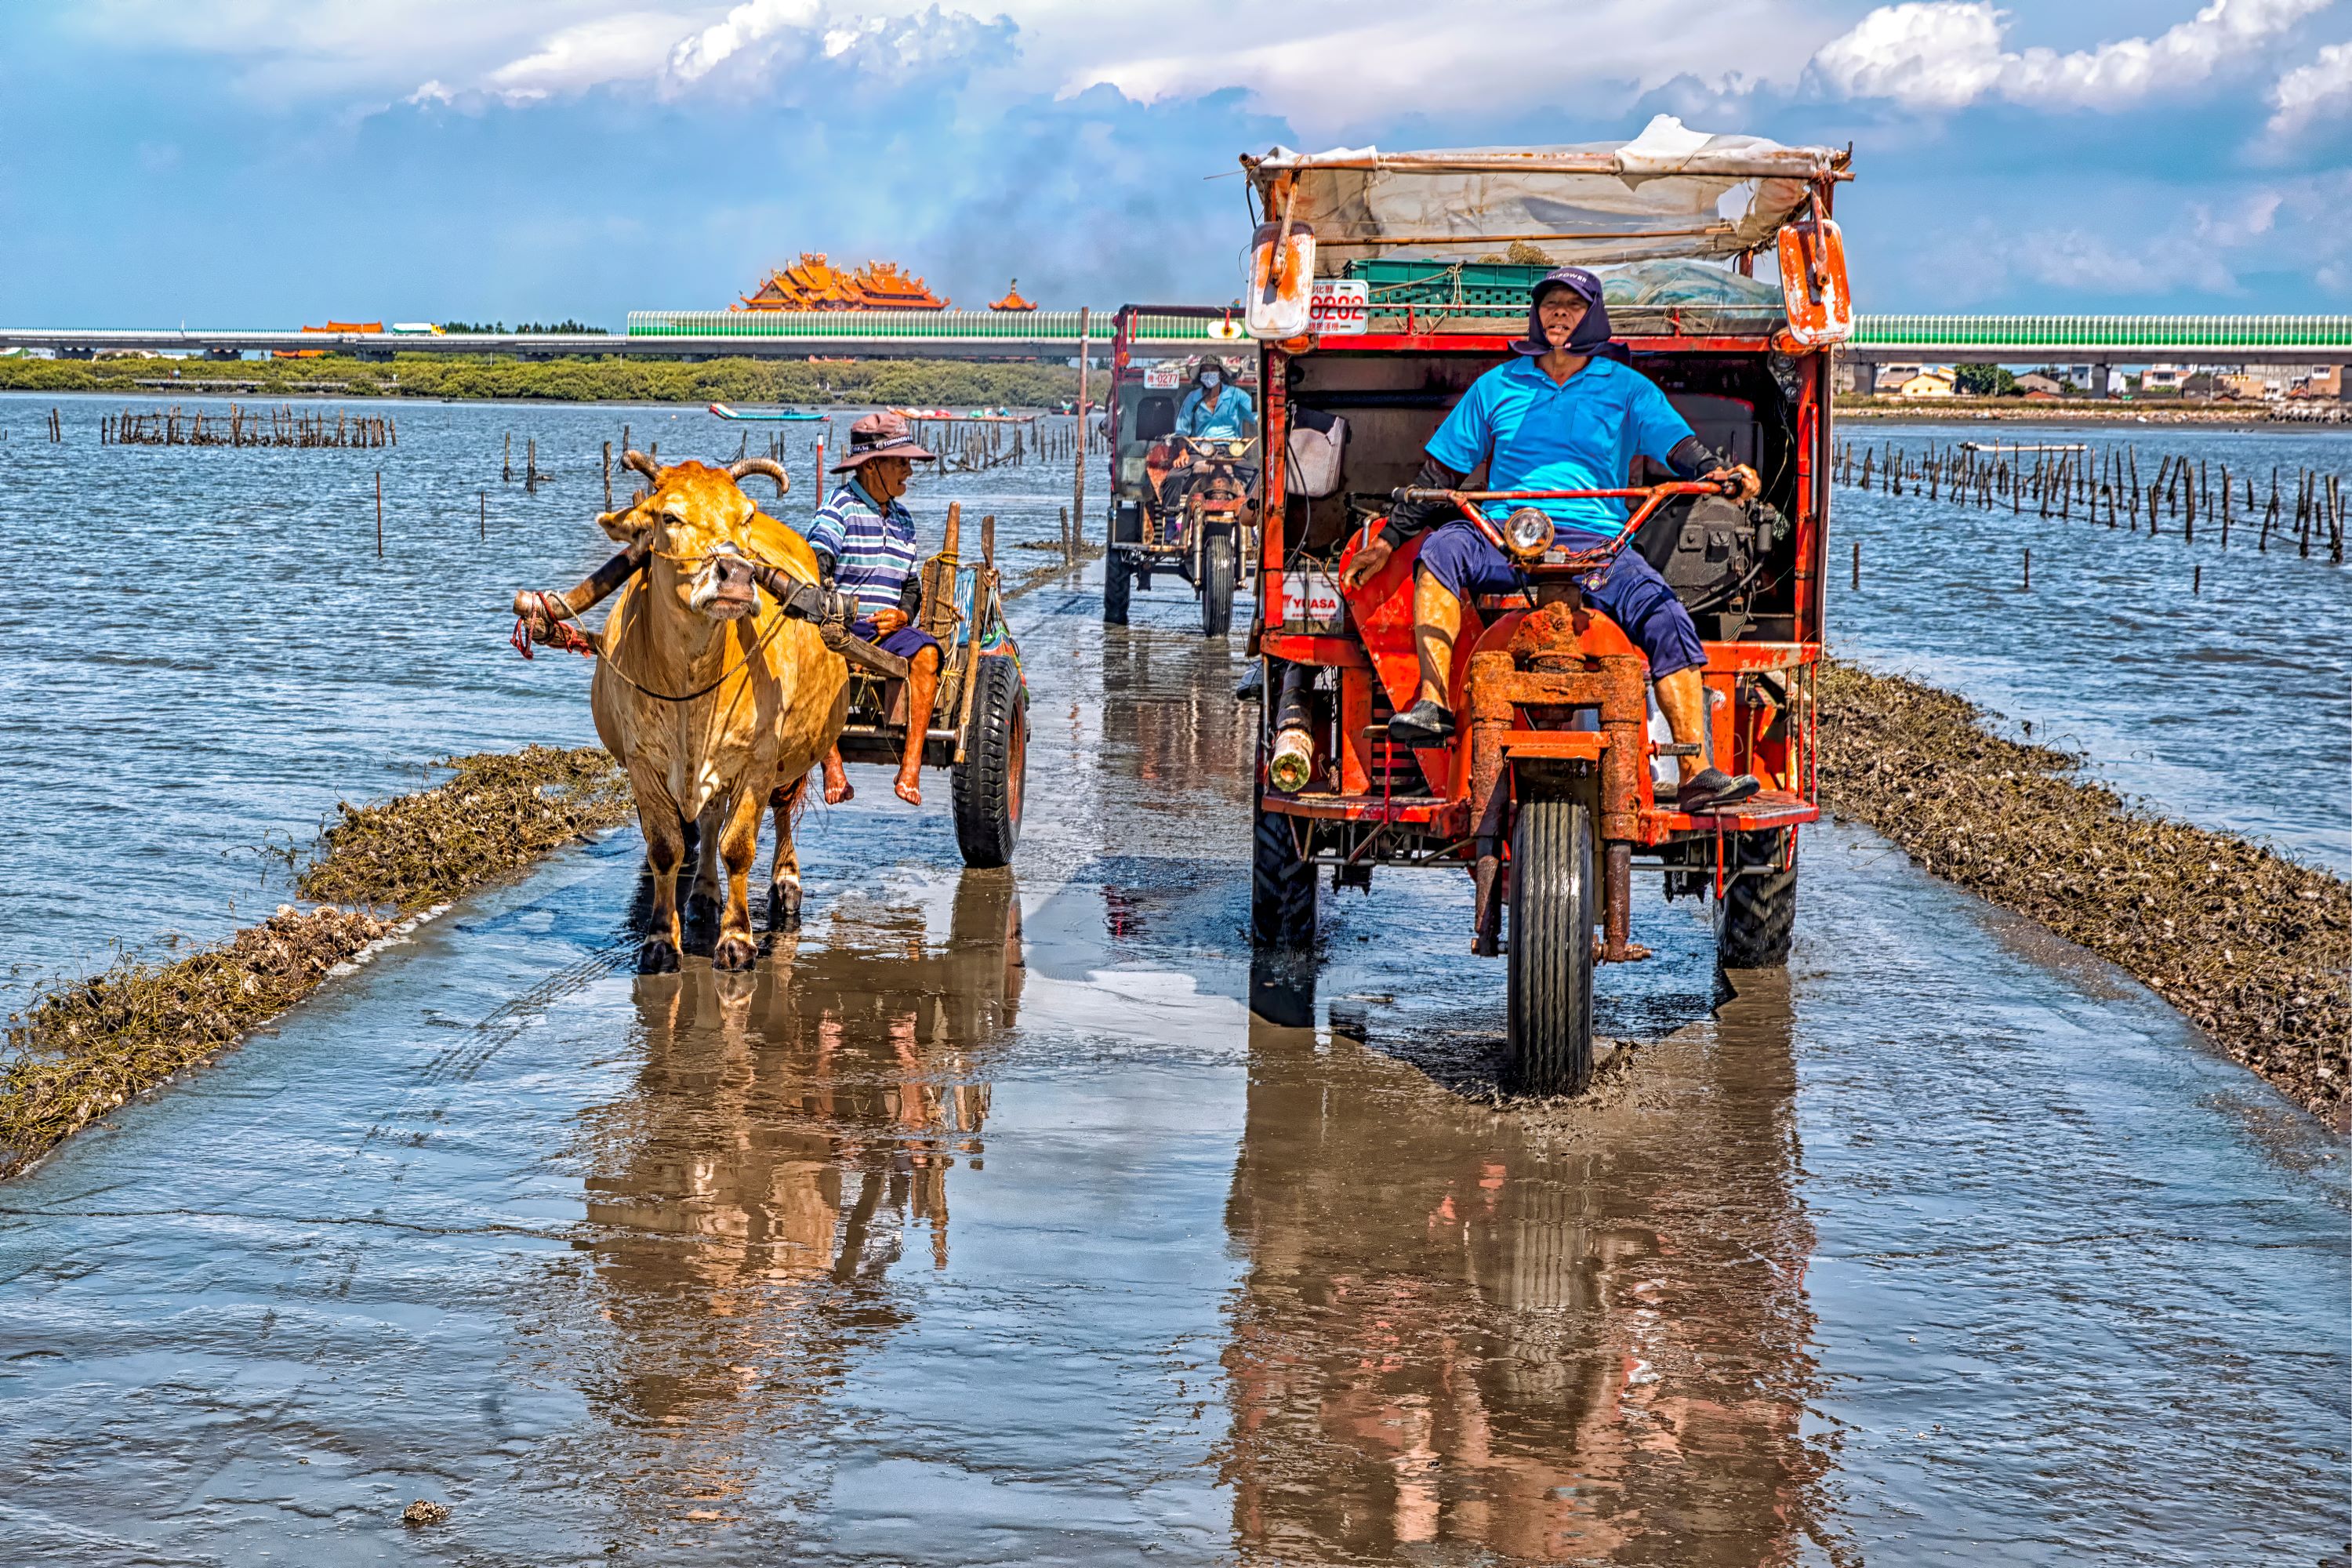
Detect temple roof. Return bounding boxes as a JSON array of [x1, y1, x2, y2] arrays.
[[988, 278, 1036, 312], [735, 252, 949, 311]]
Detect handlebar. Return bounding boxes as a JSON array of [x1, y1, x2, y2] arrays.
[[1392, 470, 1755, 568]]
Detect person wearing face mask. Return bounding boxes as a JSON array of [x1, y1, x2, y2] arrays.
[[1337, 267, 1762, 813], [1175, 358, 1255, 440]]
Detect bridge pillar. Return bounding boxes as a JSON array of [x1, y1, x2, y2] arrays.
[[2088, 361, 2111, 398]]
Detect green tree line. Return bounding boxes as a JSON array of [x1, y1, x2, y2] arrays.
[[0, 353, 1081, 407]]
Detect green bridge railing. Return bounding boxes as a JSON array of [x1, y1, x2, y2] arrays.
[[626, 309, 1226, 343], [1850, 315, 2352, 350], [625, 310, 2352, 353]]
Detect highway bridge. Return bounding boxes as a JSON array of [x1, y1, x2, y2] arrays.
[[1, 310, 2344, 373]]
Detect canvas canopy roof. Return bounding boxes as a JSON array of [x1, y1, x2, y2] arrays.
[[1241, 116, 1849, 272]]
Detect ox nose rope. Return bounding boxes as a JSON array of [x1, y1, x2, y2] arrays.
[[512, 557, 849, 706]]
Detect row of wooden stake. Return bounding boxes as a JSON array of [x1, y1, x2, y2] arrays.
[[1834, 439, 2346, 563], [100, 404, 395, 448]]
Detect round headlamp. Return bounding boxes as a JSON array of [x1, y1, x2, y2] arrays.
[[1504, 506, 1555, 561]]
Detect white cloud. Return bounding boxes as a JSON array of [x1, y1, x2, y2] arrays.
[[1812, 0, 2334, 110], [489, 12, 691, 96], [666, 0, 819, 84], [2267, 38, 2352, 136]]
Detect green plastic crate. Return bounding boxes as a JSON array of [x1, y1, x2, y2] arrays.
[[1343, 260, 1553, 308]]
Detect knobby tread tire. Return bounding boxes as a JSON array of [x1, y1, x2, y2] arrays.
[[1507, 797, 1595, 1096], [951, 656, 1025, 869], [1103, 557, 1131, 624], [1716, 827, 1797, 968], [1250, 805, 1318, 949], [1201, 533, 1236, 637]]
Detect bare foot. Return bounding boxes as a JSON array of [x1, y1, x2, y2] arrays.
[[825, 776, 855, 805], [893, 775, 923, 806]]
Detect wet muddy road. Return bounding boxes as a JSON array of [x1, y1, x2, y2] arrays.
[[3, 568, 2345, 1566]]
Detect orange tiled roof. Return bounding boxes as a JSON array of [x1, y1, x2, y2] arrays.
[[735, 253, 948, 311], [988, 279, 1036, 312]]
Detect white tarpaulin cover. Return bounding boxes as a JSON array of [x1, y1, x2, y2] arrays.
[[1243, 116, 1846, 271]]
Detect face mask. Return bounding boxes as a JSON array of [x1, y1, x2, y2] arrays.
[[1200, 371, 1222, 389]]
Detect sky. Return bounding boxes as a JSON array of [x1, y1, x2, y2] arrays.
[[0, 0, 2346, 325]]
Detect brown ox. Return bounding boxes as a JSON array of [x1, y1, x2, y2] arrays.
[[590, 452, 848, 972]]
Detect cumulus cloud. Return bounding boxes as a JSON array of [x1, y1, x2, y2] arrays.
[[1812, 0, 2333, 110], [2267, 38, 2352, 136]]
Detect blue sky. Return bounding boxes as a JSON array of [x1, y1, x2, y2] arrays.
[[1, 0, 2345, 325]]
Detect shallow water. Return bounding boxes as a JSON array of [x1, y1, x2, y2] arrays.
[[0, 568, 2343, 1564], [0, 392, 1090, 1008], [1828, 420, 2350, 873]]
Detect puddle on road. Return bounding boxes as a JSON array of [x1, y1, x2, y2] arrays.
[[0, 568, 2341, 1566]]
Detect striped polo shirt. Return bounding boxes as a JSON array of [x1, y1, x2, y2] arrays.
[[802, 477, 920, 620]]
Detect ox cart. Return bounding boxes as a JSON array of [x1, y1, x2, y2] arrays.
[[1103, 306, 1261, 635], [1238, 129, 1855, 1093], [827, 502, 1028, 869]]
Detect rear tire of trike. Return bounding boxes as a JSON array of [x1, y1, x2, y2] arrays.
[[1201, 532, 1236, 637], [1250, 806, 1318, 949], [1506, 797, 1595, 1097], [1715, 827, 1796, 968], [951, 655, 1026, 869], [1103, 554, 1131, 625]]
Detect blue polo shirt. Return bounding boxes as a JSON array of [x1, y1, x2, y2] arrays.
[[1425, 356, 1693, 541], [1176, 384, 1255, 439]]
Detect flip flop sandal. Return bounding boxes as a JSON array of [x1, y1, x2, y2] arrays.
[[1386, 699, 1457, 747], [1677, 767, 1762, 812]]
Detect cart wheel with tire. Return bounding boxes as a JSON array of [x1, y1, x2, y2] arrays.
[[829, 502, 1029, 870]]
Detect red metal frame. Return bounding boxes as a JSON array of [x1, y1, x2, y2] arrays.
[[1250, 320, 1835, 891]]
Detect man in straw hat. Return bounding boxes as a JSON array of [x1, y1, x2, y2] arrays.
[[806, 411, 944, 806]]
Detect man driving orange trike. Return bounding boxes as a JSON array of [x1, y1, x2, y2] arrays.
[[1339, 266, 1761, 813]]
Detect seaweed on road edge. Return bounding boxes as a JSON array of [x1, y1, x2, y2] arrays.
[[1819, 660, 2348, 1127], [2, 746, 630, 1178], [298, 746, 631, 913], [2, 907, 390, 1178]]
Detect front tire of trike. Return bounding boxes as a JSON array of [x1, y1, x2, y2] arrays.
[[1715, 828, 1797, 968], [951, 656, 1026, 869], [1200, 532, 1236, 637], [1250, 806, 1318, 949], [1103, 555, 1131, 625], [1507, 797, 1595, 1097]]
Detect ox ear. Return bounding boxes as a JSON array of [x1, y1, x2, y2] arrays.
[[597, 506, 648, 546]]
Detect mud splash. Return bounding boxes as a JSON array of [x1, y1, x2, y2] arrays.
[[1820, 659, 2349, 1126]]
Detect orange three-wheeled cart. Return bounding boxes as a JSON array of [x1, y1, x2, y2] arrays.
[[1240, 132, 1856, 1092]]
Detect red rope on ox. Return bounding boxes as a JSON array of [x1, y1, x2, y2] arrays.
[[511, 591, 597, 661]]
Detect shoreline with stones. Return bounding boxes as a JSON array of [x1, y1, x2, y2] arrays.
[[1817, 659, 2347, 1128]]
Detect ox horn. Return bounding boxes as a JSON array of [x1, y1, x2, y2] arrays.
[[728, 457, 791, 495], [622, 448, 662, 484]]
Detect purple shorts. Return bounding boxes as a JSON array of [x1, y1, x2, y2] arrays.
[[852, 619, 942, 663], [1413, 520, 1707, 680]]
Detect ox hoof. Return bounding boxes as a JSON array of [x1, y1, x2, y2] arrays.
[[684, 890, 721, 932], [637, 936, 681, 975], [712, 933, 759, 972], [768, 883, 803, 932]]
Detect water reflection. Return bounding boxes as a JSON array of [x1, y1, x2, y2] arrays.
[[565, 870, 1022, 1528], [1222, 980, 1824, 1564]]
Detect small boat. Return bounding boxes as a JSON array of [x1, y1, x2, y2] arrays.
[[709, 402, 825, 422]]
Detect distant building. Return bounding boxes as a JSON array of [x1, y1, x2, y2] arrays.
[[2140, 363, 2193, 391], [2021, 387, 2060, 401], [1898, 367, 1957, 398], [1873, 362, 1922, 394], [988, 278, 1037, 312], [2014, 372, 2065, 397]]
